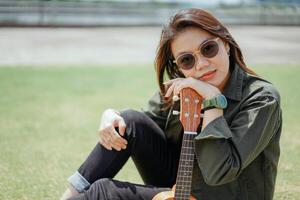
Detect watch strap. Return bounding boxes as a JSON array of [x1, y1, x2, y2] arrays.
[[202, 94, 227, 110]]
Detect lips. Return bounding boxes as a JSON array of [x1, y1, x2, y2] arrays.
[[199, 70, 217, 81]]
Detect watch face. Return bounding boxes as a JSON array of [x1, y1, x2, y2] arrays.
[[202, 94, 228, 110], [217, 94, 227, 109]]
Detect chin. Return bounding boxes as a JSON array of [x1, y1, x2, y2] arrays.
[[208, 79, 222, 88]]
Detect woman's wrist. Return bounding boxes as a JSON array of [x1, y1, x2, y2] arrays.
[[204, 90, 221, 100], [202, 108, 223, 129]]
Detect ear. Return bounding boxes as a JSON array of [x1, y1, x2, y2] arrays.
[[224, 42, 230, 54]]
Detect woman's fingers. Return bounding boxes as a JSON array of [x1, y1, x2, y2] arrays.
[[115, 117, 126, 136], [165, 80, 184, 98], [110, 125, 128, 148], [112, 118, 128, 145], [99, 130, 113, 150], [163, 79, 174, 86], [165, 77, 220, 102], [173, 82, 183, 97], [99, 123, 127, 151], [165, 83, 176, 97], [165, 78, 197, 98], [99, 138, 113, 150], [98, 111, 128, 151], [163, 78, 182, 86], [99, 130, 123, 151]]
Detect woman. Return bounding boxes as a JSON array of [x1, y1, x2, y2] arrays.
[[61, 8, 282, 200]]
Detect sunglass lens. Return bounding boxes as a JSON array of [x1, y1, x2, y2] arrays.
[[177, 54, 195, 70], [201, 41, 219, 58]]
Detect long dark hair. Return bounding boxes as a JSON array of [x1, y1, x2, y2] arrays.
[[155, 8, 256, 105]]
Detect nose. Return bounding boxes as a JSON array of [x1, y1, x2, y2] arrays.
[[194, 55, 210, 71]]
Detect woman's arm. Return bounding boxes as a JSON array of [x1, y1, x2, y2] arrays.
[[194, 87, 282, 186]]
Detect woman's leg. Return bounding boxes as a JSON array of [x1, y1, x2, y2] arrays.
[[69, 178, 171, 200], [67, 109, 180, 194], [123, 110, 181, 187]]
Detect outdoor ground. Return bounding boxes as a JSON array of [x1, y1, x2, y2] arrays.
[[0, 26, 299, 200], [0, 64, 299, 200]]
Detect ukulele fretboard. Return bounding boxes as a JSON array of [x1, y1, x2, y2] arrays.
[[174, 132, 197, 200]]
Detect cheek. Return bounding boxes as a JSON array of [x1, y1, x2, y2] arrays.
[[224, 57, 230, 72], [216, 52, 230, 72], [181, 69, 193, 78], [221, 57, 230, 71]]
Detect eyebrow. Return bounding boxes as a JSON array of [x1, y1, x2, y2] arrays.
[[174, 37, 215, 58]]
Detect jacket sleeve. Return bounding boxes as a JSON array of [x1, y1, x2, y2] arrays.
[[194, 87, 282, 186], [142, 91, 170, 131]]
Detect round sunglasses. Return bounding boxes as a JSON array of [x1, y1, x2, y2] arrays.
[[173, 37, 220, 70]]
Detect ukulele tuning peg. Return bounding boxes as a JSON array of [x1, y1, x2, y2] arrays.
[[172, 95, 180, 102], [172, 110, 180, 115]]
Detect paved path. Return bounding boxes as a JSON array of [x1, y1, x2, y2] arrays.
[[0, 26, 299, 67]]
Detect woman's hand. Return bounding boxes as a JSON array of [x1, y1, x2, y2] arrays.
[[98, 109, 128, 151], [164, 77, 220, 99], [164, 77, 224, 129]]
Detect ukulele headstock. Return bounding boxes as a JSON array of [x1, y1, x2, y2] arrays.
[[179, 88, 203, 132]]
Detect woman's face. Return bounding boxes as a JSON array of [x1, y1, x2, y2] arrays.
[[171, 27, 230, 90]]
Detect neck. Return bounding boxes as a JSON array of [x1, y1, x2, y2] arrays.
[[218, 71, 231, 92]]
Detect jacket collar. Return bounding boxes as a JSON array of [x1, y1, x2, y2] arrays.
[[223, 63, 245, 101]]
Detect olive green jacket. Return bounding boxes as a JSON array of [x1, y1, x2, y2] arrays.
[[144, 64, 282, 200]]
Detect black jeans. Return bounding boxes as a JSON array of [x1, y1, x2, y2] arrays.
[[70, 109, 181, 200]]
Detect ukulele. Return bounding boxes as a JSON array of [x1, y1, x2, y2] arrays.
[[153, 88, 203, 200]]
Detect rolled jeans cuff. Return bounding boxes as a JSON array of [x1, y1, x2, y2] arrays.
[[67, 171, 90, 193]]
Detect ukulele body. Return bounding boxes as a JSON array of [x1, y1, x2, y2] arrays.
[[152, 185, 196, 200]]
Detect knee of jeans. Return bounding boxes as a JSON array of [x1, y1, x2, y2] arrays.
[[120, 109, 146, 127], [94, 178, 110, 186], [120, 109, 148, 138], [90, 178, 110, 192], [88, 178, 111, 198]]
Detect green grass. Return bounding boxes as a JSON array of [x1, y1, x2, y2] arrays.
[[0, 65, 299, 200]]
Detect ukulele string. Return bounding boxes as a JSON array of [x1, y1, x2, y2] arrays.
[[186, 95, 191, 185], [192, 97, 199, 132], [177, 92, 200, 198]]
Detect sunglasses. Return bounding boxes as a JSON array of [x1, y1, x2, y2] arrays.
[[173, 37, 220, 70]]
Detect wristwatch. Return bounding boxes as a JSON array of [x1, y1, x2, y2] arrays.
[[202, 94, 227, 111]]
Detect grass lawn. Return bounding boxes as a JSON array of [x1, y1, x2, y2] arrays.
[[0, 64, 299, 200]]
